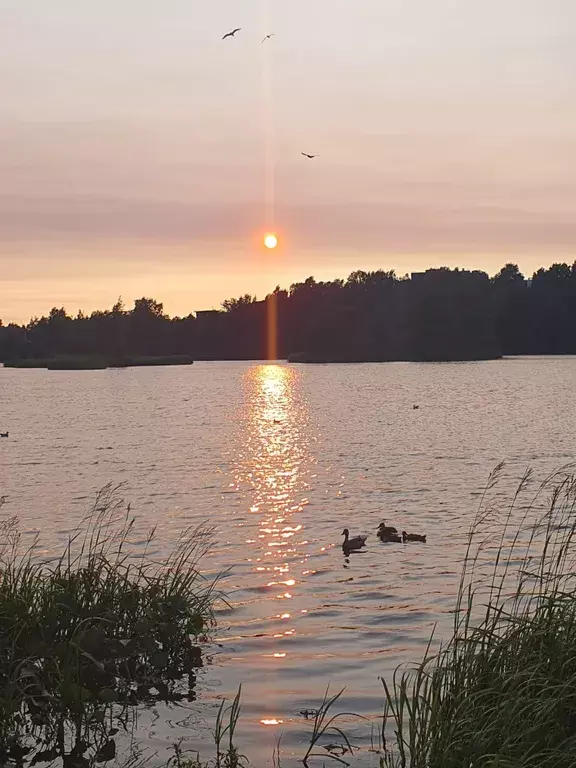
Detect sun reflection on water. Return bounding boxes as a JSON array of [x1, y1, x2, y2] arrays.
[[235, 365, 312, 564], [222, 363, 317, 729], [230, 367, 313, 602]]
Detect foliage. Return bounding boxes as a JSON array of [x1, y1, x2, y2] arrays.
[[4, 469, 576, 766], [381, 465, 576, 768], [301, 687, 362, 766], [0, 487, 217, 766], [162, 685, 358, 768], [2, 261, 576, 362], [213, 686, 245, 768]]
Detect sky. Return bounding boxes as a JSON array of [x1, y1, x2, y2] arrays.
[[1, 0, 575, 323]]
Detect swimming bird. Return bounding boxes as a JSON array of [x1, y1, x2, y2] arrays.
[[377, 521, 401, 543], [222, 28, 242, 40], [261, 34, 275, 43], [377, 521, 398, 535], [0, 432, 8, 438], [402, 531, 427, 543], [342, 529, 367, 552], [378, 530, 402, 543], [301, 152, 318, 159]]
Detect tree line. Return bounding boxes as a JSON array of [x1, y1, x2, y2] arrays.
[[1, 262, 576, 363]]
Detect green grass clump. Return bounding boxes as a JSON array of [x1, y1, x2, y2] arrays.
[[0, 488, 217, 766], [382, 465, 576, 768]]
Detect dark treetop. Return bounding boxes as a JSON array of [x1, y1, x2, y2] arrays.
[[1, 262, 576, 363]]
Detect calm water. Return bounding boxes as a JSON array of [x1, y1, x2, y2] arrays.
[[1, 358, 575, 765]]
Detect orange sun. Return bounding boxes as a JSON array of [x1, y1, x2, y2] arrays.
[[264, 233, 278, 249]]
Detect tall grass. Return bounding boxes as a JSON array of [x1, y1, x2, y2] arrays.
[[6, 468, 576, 767], [0, 486, 218, 765], [163, 685, 358, 768], [381, 464, 576, 768], [301, 687, 361, 766]]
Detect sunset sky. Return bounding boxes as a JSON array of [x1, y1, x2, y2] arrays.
[[1, 0, 575, 323]]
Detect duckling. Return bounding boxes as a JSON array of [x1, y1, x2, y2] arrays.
[[378, 529, 402, 543], [342, 529, 367, 552], [402, 531, 426, 543]]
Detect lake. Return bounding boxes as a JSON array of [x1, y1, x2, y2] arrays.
[[1, 358, 575, 765]]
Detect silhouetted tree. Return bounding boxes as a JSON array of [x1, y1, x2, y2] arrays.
[[2, 261, 576, 363]]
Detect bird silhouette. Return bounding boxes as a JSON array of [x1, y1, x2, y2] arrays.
[[301, 152, 318, 159], [222, 28, 241, 40], [377, 522, 401, 543], [261, 34, 275, 43], [402, 531, 427, 543], [342, 529, 367, 553]]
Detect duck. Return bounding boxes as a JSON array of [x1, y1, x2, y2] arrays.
[[0, 432, 8, 438], [413, 405, 419, 410], [377, 521, 402, 543], [377, 521, 398, 536], [402, 531, 426, 543], [378, 529, 402, 543], [342, 529, 367, 552]]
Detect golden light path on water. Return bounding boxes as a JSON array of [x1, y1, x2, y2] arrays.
[[225, 363, 317, 730]]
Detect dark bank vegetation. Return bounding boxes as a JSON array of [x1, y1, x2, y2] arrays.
[[0, 489, 217, 767], [2, 261, 576, 364], [3, 354, 193, 370]]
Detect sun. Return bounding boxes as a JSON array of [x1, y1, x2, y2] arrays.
[[264, 233, 278, 249]]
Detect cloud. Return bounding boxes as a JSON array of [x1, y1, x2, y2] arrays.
[[0, 193, 574, 254]]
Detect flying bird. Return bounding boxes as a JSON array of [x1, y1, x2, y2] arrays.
[[222, 28, 241, 40], [301, 152, 318, 159], [261, 34, 275, 43]]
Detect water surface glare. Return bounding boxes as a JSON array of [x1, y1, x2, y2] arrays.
[[2, 358, 575, 764]]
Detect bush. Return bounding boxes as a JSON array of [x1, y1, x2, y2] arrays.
[[0, 488, 218, 765]]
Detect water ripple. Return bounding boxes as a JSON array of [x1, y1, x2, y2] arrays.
[[2, 358, 576, 764]]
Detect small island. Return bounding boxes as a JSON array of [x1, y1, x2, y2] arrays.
[[4, 354, 194, 370]]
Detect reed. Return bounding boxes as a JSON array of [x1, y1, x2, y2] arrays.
[[381, 464, 576, 768], [301, 686, 362, 766], [0, 486, 218, 765], [6, 468, 576, 767]]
